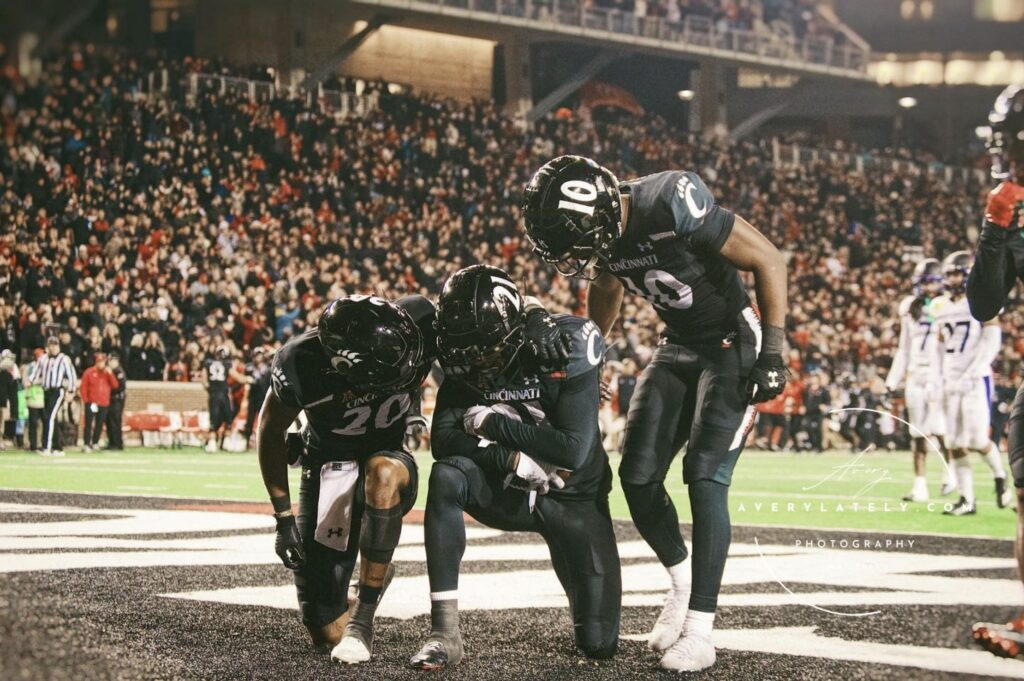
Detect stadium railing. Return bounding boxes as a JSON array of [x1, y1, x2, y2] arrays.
[[771, 138, 987, 184], [354, 0, 871, 78]]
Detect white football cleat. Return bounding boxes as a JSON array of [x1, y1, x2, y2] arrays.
[[940, 482, 957, 497], [648, 589, 689, 652], [331, 634, 371, 664], [659, 633, 716, 673]]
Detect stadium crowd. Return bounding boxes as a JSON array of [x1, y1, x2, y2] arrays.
[[0, 44, 1012, 451]]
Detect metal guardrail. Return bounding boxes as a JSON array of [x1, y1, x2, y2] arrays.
[[138, 73, 382, 117], [353, 0, 871, 78], [772, 139, 986, 184]]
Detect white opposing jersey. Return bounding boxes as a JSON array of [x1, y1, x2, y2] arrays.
[[930, 294, 985, 381], [898, 295, 939, 376]]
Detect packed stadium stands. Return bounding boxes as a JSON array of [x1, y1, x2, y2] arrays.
[[0, 44, 1011, 450]]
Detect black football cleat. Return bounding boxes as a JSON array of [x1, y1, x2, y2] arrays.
[[410, 637, 464, 671], [943, 496, 976, 516]]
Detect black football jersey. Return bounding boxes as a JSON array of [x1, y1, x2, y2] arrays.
[[205, 359, 230, 395], [436, 314, 611, 499], [270, 295, 436, 464], [608, 170, 748, 342]]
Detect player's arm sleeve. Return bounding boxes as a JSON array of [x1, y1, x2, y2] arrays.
[[478, 320, 604, 470], [885, 322, 910, 391], [965, 323, 1002, 376], [967, 227, 1017, 321], [269, 353, 302, 408], [478, 370, 600, 470], [430, 382, 515, 474], [669, 171, 736, 253]]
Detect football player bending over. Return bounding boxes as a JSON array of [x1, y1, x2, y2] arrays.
[[884, 258, 948, 502], [258, 295, 432, 663], [410, 265, 621, 669], [932, 251, 1011, 516], [523, 156, 787, 672], [966, 83, 1024, 658]]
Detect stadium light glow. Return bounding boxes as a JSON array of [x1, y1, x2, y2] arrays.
[[898, 96, 918, 109], [976, 125, 992, 139], [677, 89, 695, 101]]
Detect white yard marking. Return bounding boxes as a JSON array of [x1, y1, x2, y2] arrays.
[[2, 502, 1022, 676], [620, 628, 1024, 678]]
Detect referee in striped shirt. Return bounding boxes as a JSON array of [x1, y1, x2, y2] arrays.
[[34, 336, 77, 456]]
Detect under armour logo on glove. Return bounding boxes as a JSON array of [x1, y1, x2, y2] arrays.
[[747, 353, 787, 405]]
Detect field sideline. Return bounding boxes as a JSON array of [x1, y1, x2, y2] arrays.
[[0, 447, 1015, 539]]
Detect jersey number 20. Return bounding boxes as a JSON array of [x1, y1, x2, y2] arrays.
[[332, 393, 411, 436]]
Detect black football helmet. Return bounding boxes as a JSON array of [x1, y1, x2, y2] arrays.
[[987, 84, 1024, 181], [435, 265, 526, 386], [912, 258, 941, 295], [522, 155, 621, 280], [942, 251, 972, 294], [215, 345, 231, 360], [318, 296, 426, 393]]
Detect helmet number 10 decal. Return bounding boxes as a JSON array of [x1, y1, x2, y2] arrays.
[[558, 180, 598, 216], [622, 269, 694, 310]]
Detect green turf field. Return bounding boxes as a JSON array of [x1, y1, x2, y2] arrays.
[[0, 448, 1016, 539]]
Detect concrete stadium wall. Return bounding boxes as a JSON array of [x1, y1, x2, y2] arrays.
[[195, 0, 495, 100], [124, 381, 207, 413]]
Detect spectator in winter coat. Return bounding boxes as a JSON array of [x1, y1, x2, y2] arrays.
[[79, 353, 120, 451]]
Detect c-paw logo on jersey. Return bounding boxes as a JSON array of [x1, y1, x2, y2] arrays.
[[676, 175, 709, 219]]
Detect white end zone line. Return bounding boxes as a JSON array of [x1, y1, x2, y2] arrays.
[[0, 488, 1015, 541]]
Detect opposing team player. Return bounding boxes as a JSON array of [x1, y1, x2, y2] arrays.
[[965, 83, 1024, 657], [885, 258, 948, 502], [203, 345, 250, 452], [410, 265, 621, 669], [932, 251, 1012, 515], [523, 157, 788, 672]]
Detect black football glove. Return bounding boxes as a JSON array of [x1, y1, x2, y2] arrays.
[[524, 308, 572, 366], [747, 353, 787, 405], [274, 515, 306, 571]]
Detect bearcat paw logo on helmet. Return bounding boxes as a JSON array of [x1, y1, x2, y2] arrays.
[[331, 349, 363, 370]]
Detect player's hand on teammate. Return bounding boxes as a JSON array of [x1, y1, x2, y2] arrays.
[[985, 181, 1024, 229], [747, 352, 787, 404], [509, 453, 565, 493], [463, 405, 495, 437], [524, 308, 572, 366], [274, 515, 306, 570]]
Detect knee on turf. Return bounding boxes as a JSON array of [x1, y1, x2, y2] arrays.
[[576, 625, 617, 660], [364, 455, 405, 507], [300, 603, 348, 646]]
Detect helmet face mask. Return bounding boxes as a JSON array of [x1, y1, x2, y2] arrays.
[[912, 258, 942, 297], [523, 155, 622, 280], [436, 265, 527, 388], [318, 296, 426, 393], [941, 251, 971, 295]]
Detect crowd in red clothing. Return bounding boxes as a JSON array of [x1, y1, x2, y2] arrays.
[[0, 45, 1011, 452]]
